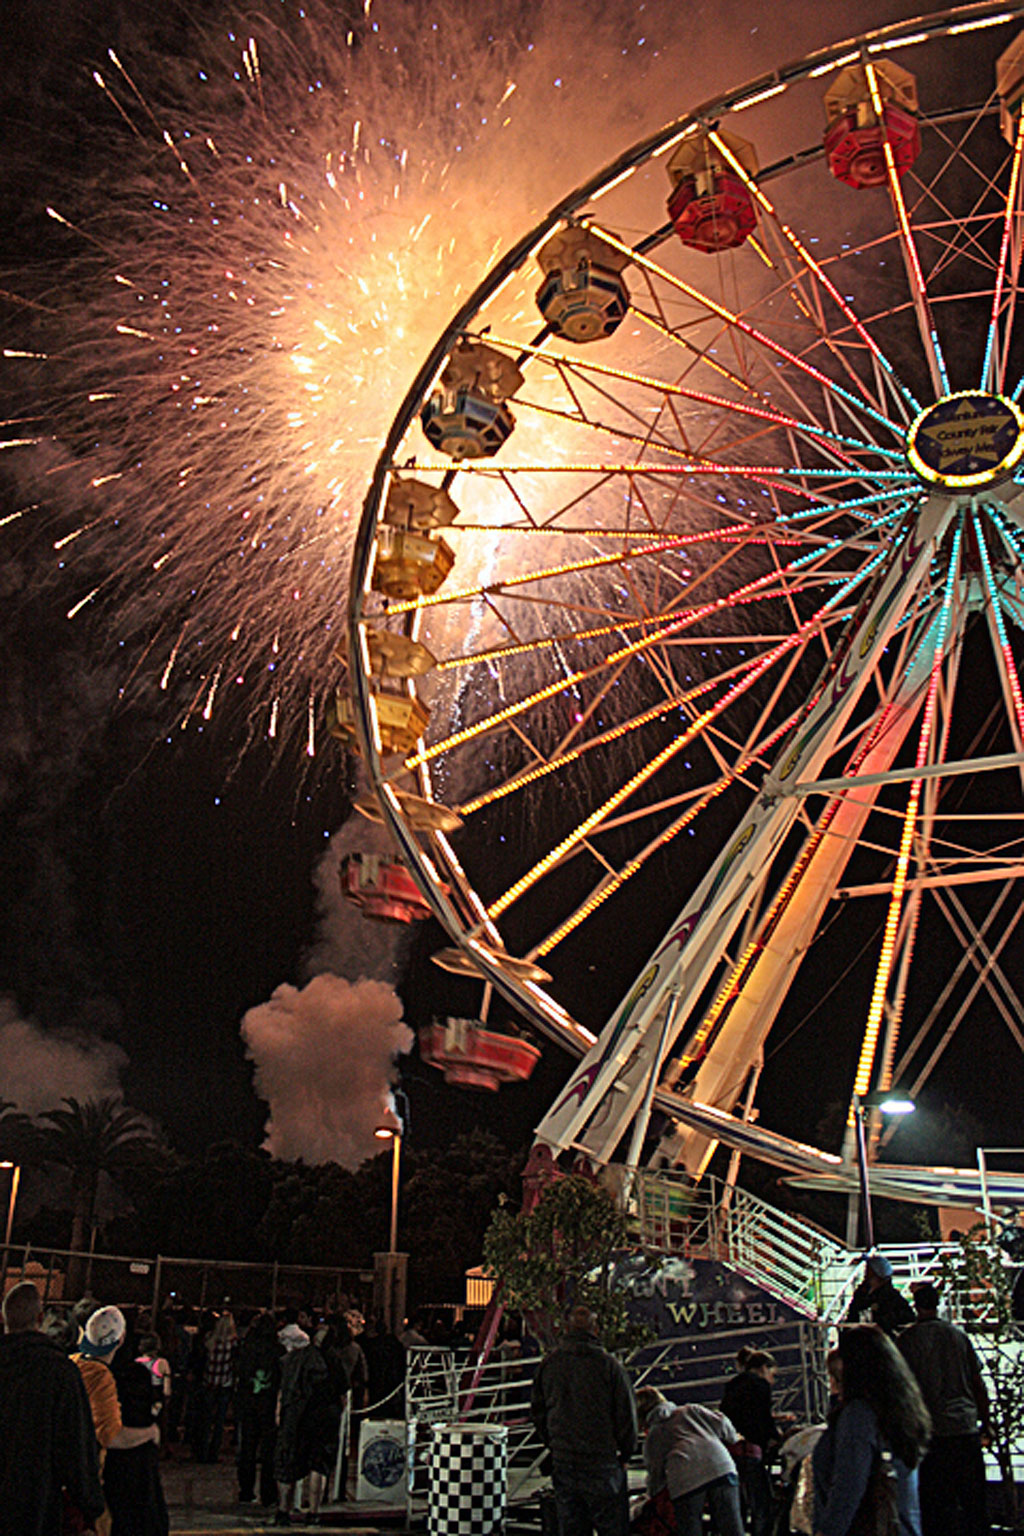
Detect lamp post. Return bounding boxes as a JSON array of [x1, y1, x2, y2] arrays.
[[374, 1118, 403, 1258], [849, 1091, 915, 1250], [0, 1161, 19, 1251], [0, 1161, 20, 1296], [373, 1089, 409, 1332]]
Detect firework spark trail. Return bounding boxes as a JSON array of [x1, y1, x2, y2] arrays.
[[3, 0, 700, 767]]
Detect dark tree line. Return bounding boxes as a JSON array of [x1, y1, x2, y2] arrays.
[[0, 1099, 524, 1302]]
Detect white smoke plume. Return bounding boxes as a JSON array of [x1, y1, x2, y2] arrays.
[[240, 972, 413, 1167], [0, 998, 127, 1115], [303, 816, 410, 986], [239, 800, 416, 1166]]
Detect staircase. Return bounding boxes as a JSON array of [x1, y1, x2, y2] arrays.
[[626, 1168, 951, 1321]]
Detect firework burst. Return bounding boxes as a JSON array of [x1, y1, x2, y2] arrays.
[[2, 0, 675, 770]]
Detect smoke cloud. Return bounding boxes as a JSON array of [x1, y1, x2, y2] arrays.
[[240, 972, 413, 1167], [303, 817, 410, 986], [0, 998, 127, 1115], [239, 809, 416, 1167]]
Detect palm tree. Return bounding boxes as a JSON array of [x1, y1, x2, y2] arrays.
[[34, 1096, 169, 1265], [0, 1099, 33, 1164]]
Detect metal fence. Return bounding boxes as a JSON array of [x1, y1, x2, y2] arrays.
[[404, 1313, 830, 1516], [0, 1242, 374, 1318]]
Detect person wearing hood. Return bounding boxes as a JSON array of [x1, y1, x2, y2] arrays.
[[273, 1321, 329, 1526], [0, 1280, 105, 1536], [531, 1304, 638, 1536], [71, 1307, 162, 1535], [846, 1254, 915, 1337], [635, 1385, 743, 1536]]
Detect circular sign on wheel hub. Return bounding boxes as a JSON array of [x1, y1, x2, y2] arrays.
[[907, 390, 1024, 489]]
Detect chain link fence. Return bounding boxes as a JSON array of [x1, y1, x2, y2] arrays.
[[0, 1242, 374, 1318]]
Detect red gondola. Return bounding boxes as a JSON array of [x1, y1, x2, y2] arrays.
[[340, 852, 433, 924], [419, 1017, 541, 1091]]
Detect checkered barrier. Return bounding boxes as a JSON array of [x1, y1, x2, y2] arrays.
[[427, 1423, 508, 1536]]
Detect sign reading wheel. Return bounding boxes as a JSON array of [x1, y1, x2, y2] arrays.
[[907, 391, 1024, 490]]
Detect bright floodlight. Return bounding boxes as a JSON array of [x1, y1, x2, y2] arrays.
[[860, 1089, 916, 1115], [374, 1124, 397, 1140], [876, 1094, 915, 1115]]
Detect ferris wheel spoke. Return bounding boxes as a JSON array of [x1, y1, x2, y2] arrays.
[[480, 329, 905, 472], [850, 515, 966, 1102], [984, 112, 1024, 388], [975, 511, 1024, 769], [705, 127, 923, 419], [409, 565, 824, 774], [484, 571, 867, 924], [908, 111, 1014, 287], [416, 528, 879, 770], [585, 221, 907, 442], [855, 66, 949, 398]]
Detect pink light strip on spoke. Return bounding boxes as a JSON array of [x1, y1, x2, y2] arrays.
[[484, 330, 905, 460], [584, 224, 903, 438], [974, 509, 1024, 739], [487, 576, 858, 920], [853, 519, 963, 1101], [406, 565, 792, 769]]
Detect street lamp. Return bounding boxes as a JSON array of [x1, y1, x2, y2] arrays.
[[0, 1161, 20, 1251], [850, 1091, 915, 1251], [373, 1089, 409, 1331], [373, 1116, 403, 1258]]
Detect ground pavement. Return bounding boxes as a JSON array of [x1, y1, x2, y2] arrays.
[[161, 1444, 403, 1534]]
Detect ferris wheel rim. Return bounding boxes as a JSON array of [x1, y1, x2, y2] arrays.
[[346, 0, 1024, 1071]]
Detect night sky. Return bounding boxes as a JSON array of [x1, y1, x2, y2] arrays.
[[2, 0, 1023, 1196]]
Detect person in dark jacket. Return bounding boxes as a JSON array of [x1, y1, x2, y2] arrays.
[[898, 1283, 991, 1536], [719, 1348, 781, 1536], [105, 1339, 170, 1536], [0, 1279, 105, 1536], [846, 1254, 915, 1336], [235, 1311, 282, 1507], [531, 1304, 638, 1536]]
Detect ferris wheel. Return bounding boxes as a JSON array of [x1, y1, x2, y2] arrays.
[[344, 2, 1024, 1201]]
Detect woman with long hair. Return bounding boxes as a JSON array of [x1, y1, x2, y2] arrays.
[[813, 1325, 931, 1536]]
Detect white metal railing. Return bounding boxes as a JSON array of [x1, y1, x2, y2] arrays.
[[629, 1170, 850, 1315], [405, 1343, 547, 1508], [626, 1169, 965, 1323], [403, 1316, 830, 1511], [817, 1242, 951, 1323]]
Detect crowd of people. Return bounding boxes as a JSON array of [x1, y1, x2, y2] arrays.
[[0, 1280, 422, 1533], [1, 1258, 997, 1536], [531, 1264, 995, 1536]]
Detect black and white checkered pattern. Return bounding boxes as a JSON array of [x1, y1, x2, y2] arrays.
[[427, 1424, 508, 1536]]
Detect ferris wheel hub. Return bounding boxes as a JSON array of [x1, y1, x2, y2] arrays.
[[906, 391, 1024, 491]]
